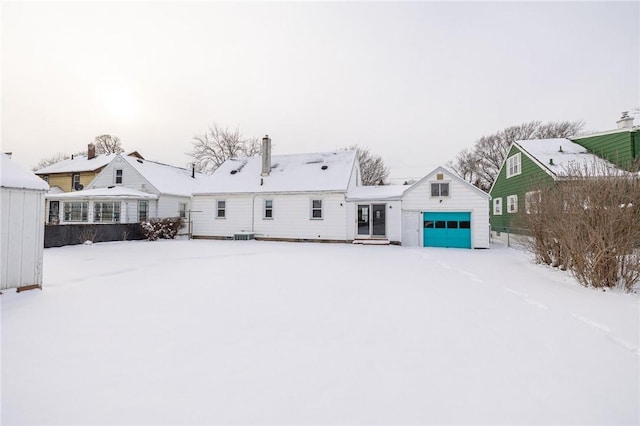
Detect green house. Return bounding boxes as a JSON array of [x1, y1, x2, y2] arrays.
[[570, 116, 639, 171], [489, 138, 625, 233]]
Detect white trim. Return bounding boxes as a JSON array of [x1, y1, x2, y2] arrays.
[[493, 197, 502, 215], [216, 200, 226, 219], [507, 194, 518, 213], [506, 153, 522, 178], [310, 198, 323, 220]]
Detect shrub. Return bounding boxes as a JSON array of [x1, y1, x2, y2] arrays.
[[517, 161, 640, 292], [140, 217, 184, 241]]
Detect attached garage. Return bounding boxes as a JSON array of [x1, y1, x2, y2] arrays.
[[401, 166, 490, 249]]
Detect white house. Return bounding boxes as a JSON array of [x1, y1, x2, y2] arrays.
[[45, 154, 203, 226], [398, 166, 490, 249], [1, 153, 49, 291], [192, 136, 360, 241], [345, 185, 406, 244]]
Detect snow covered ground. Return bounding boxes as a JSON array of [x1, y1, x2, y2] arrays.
[[2, 239, 639, 425]]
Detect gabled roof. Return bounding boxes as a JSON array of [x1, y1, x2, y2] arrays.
[[515, 138, 624, 178], [1, 154, 50, 191], [346, 185, 408, 201], [47, 186, 158, 200], [34, 154, 119, 174], [194, 151, 358, 195], [120, 156, 203, 197], [405, 165, 491, 199]]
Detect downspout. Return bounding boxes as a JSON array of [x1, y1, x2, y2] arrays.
[[251, 193, 257, 233]]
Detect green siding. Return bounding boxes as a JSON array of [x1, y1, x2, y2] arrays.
[[571, 131, 638, 171], [489, 145, 553, 233]]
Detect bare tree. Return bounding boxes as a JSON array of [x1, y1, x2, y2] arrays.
[[516, 160, 640, 292], [343, 145, 389, 186], [94, 134, 124, 154], [452, 120, 585, 191], [188, 124, 260, 174]]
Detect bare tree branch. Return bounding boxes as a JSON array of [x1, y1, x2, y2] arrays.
[[188, 124, 259, 174], [93, 134, 124, 154], [344, 145, 390, 186]]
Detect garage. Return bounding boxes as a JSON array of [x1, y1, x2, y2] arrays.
[[423, 212, 471, 248]]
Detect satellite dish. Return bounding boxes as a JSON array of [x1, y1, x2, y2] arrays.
[[75, 183, 84, 191]]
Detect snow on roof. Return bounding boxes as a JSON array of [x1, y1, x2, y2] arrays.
[[1, 154, 49, 191], [516, 138, 625, 177], [35, 153, 118, 174], [346, 185, 408, 201], [47, 186, 158, 200], [122, 156, 203, 197], [195, 151, 358, 194]]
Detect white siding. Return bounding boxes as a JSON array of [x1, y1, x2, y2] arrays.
[[192, 192, 349, 241], [157, 195, 190, 218], [1, 188, 45, 290], [402, 170, 490, 248], [88, 156, 153, 193]]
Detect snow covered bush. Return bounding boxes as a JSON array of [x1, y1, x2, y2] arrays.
[[140, 217, 184, 241], [518, 162, 640, 292]]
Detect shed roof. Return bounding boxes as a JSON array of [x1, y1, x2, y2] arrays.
[[346, 185, 408, 201], [194, 150, 358, 195], [1, 154, 49, 191]]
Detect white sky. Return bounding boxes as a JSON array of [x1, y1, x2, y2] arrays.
[[2, 1, 638, 181]]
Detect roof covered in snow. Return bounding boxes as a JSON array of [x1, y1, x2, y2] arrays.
[[516, 138, 625, 177], [346, 185, 408, 201], [47, 186, 158, 200], [35, 153, 119, 174], [121, 156, 203, 197], [1, 154, 50, 191], [194, 151, 358, 194]]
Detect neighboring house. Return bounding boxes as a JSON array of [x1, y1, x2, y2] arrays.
[[192, 136, 489, 248], [1, 153, 49, 291], [489, 138, 624, 233], [192, 136, 361, 242], [34, 143, 143, 192], [45, 154, 203, 226], [570, 112, 639, 171]]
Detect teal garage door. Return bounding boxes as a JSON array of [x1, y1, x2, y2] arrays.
[[423, 212, 471, 248]]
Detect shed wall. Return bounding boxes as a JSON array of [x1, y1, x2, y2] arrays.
[[1, 188, 45, 290]]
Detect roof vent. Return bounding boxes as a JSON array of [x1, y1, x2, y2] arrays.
[[137, 159, 143, 164], [321, 165, 328, 170], [549, 158, 554, 166], [559, 146, 563, 153], [230, 170, 238, 175]]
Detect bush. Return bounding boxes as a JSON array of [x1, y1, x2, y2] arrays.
[[517, 161, 640, 292], [140, 217, 184, 241]]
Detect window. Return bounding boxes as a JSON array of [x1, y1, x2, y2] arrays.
[[507, 195, 518, 213], [493, 197, 502, 215], [94, 202, 121, 223], [72, 174, 81, 191], [525, 191, 542, 214], [115, 169, 123, 184], [42, 175, 49, 183], [447, 221, 458, 229], [431, 182, 450, 197], [506, 153, 521, 178], [264, 199, 273, 219], [179, 203, 187, 219], [48, 201, 59, 224], [138, 201, 148, 222], [63, 202, 88, 222], [216, 200, 226, 218], [460, 221, 471, 229], [311, 199, 322, 219], [435, 221, 446, 229]]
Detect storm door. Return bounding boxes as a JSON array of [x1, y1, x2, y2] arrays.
[[357, 204, 386, 238]]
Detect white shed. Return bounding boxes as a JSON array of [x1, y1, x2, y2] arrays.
[[401, 166, 490, 249], [1, 154, 49, 291]]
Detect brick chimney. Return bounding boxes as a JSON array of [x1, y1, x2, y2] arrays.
[[88, 143, 96, 160], [616, 111, 635, 129], [261, 135, 271, 177]]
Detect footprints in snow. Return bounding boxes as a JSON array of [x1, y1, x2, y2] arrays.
[[571, 313, 639, 356], [503, 287, 549, 310]]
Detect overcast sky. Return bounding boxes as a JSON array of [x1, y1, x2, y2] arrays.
[[2, 1, 638, 181]]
